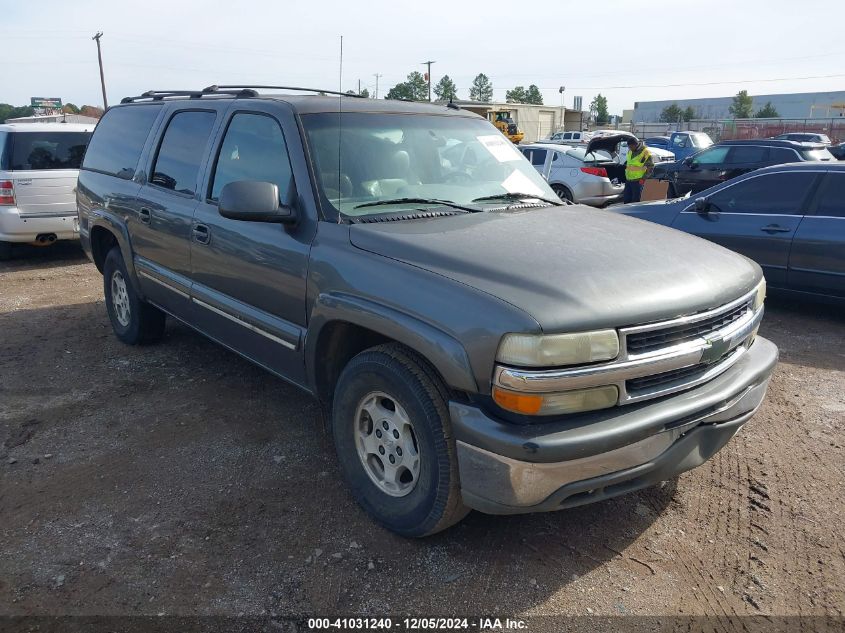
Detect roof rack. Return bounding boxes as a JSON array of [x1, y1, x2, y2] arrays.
[[212, 84, 366, 98], [120, 84, 367, 104], [120, 86, 257, 104]]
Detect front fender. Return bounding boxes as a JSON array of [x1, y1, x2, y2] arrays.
[[305, 292, 478, 394]]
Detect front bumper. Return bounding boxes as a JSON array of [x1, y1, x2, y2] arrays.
[[451, 335, 778, 515], [0, 206, 79, 242]]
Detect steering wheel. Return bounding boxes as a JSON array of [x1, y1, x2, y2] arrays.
[[443, 170, 473, 184]]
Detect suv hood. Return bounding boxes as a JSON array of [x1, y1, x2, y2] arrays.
[[349, 206, 761, 332]]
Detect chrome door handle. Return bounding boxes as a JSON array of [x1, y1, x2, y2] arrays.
[[192, 223, 210, 245]]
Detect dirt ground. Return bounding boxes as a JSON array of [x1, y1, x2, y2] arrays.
[[1, 242, 843, 623]]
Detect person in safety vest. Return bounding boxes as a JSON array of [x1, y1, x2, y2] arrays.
[[624, 138, 654, 203]]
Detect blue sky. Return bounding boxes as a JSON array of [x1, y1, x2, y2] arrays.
[[4, 0, 844, 113]]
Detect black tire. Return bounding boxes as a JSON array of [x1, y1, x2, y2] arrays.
[[331, 344, 469, 537], [103, 246, 166, 345], [0, 240, 13, 261], [551, 183, 573, 203]]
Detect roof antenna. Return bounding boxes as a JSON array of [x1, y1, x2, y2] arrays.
[[337, 35, 344, 223]]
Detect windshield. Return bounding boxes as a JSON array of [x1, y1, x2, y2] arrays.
[[566, 147, 613, 163], [801, 148, 835, 161], [301, 113, 557, 218], [690, 133, 713, 149]]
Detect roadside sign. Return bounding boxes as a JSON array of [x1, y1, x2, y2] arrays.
[[30, 97, 63, 108]]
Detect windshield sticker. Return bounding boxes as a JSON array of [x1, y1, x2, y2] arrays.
[[477, 135, 522, 162], [501, 170, 545, 196]]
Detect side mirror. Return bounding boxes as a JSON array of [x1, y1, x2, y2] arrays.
[[683, 156, 694, 166], [218, 181, 296, 224], [694, 197, 710, 213]]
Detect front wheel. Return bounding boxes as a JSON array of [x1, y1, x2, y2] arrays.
[[331, 344, 469, 537], [103, 247, 166, 345]]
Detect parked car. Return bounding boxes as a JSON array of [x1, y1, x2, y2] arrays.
[[583, 131, 675, 166], [616, 140, 676, 164], [0, 122, 94, 259], [664, 131, 714, 162], [653, 139, 835, 197], [77, 86, 777, 536], [773, 132, 831, 145], [618, 162, 845, 302], [829, 142, 845, 160], [644, 136, 671, 150], [519, 142, 624, 205], [541, 130, 592, 145]]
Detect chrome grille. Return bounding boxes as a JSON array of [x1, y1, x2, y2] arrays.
[[626, 300, 752, 355]]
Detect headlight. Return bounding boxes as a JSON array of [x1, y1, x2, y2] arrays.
[[496, 330, 619, 367], [493, 385, 619, 416], [753, 278, 766, 311]]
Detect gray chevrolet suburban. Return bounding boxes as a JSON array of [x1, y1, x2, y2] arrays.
[[77, 86, 778, 536]]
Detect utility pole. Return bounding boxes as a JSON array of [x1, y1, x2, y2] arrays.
[[373, 73, 382, 99], [422, 61, 435, 101], [92, 32, 108, 109]]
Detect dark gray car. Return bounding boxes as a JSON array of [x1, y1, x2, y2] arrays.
[[618, 162, 845, 302], [77, 86, 777, 536]]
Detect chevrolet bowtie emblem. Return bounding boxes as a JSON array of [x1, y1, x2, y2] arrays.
[[702, 335, 731, 364]]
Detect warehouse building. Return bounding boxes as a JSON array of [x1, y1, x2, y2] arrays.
[[633, 90, 845, 123], [437, 101, 588, 143]]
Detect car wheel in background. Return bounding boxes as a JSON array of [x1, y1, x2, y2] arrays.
[[551, 184, 573, 202], [331, 343, 469, 537], [102, 246, 166, 345]]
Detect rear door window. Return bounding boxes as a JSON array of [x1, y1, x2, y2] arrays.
[[707, 172, 816, 214], [150, 111, 216, 195], [530, 149, 548, 166], [8, 131, 92, 170], [83, 105, 161, 178], [693, 146, 730, 164], [726, 146, 768, 164], [812, 173, 845, 218]]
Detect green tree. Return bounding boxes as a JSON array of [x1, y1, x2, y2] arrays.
[[0, 103, 35, 123], [590, 93, 609, 124], [62, 103, 81, 114], [754, 101, 779, 118], [385, 72, 429, 101], [505, 86, 527, 103], [659, 103, 684, 123], [525, 84, 543, 105], [433, 75, 458, 101], [729, 90, 754, 119], [469, 73, 493, 102], [683, 106, 695, 121]]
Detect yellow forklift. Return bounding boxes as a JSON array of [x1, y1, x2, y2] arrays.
[[488, 110, 524, 144]]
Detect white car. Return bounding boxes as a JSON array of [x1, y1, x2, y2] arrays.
[[540, 130, 593, 145], [0, 122, 94, 259], [616, 142, 676, 164]]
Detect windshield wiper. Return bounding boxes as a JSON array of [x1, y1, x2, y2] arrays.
[[354, 197, 477, 212], [471, 192, 564, 206]]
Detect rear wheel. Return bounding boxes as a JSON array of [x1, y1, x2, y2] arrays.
[[103, 247, 166, 345], [331, 344, 469, 537], [551, 184, 573, 203], [0, 241, 13, 261]]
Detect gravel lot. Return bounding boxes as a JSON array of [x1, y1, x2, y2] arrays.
[[1, 242, 843, 623]]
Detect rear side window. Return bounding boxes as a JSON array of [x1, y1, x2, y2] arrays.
[[210, 113, 293, 202], [707, 172, 816, 215], [726, 146, 768, 164], [83, 106, 161, 178], [813, 173, 845, 218], [7, 132, 91, 170], [150, 111, 216, 195]]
